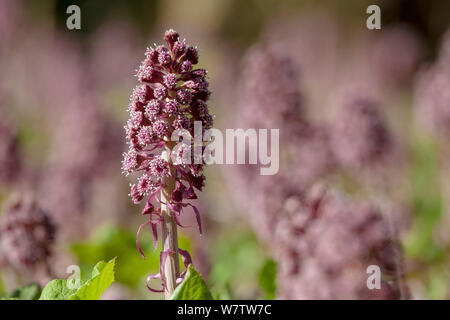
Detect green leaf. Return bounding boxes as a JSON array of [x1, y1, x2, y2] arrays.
[[39, 258, 116, 300], [69, 258, 116, 300], [2, 283, 41, 300], [170, 265, 213, 300], [40, 280, 77, 300], [258, 259, 277, 300]]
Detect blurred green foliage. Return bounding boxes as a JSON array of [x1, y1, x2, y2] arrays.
[[405, 130, 444, 263], [426, 265, 448, 299], [0, 276, 4, 297], [403, 128, 449, 298], [70, 225, 191, 289], [1, 283, 41, 300], [208, 227, 269, 299], [258, 259, 277, 300]]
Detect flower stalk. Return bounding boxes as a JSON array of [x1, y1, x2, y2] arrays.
[[122, 29, 212, 298], [160, 145, 180, 298]]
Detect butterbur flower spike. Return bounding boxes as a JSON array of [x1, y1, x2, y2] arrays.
[[122, 29, 212, 298], [0, 193, 56, 281]]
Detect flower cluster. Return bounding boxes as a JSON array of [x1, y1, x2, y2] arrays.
[[42, 97, 121, 226], [0, 113, 20, 184], [330, 88, 393, 169], [238, 43, 304, 130], [368, 25, 423, 90], [226, 43, 333, 238], [275, 190, 407, 299], [0, 193, 56, 273], [122, 29, 212, 292], [224, 38, 409, 299], [415, 30, 450, 139]]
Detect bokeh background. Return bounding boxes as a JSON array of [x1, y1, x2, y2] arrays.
[[1, 0, 450, 299]]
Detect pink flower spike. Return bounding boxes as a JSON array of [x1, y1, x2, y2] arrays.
[[123, 29, 212, 297]]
